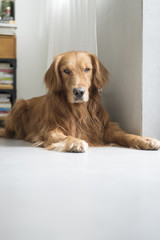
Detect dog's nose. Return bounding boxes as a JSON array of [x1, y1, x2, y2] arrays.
[[73, 87, 85, 98]]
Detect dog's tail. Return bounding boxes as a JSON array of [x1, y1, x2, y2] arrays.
[[0, 128, 6, 137]]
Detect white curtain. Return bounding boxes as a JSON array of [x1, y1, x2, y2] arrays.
[[43, 0, 98, 67]]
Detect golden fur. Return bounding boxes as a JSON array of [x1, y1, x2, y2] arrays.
[[0, 51, 160, 152]]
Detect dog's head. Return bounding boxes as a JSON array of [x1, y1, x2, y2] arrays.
[[44, 51, 109, 103]]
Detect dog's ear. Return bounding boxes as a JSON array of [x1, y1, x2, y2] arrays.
[[44, 54, 63, 92], [90, 53, 109, 89]]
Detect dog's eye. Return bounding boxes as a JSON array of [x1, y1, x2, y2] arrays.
[[85, 68, 90, 72], [64, 69, 70, 74]]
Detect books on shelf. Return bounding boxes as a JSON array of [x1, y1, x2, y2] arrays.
[[0, 63, 13, 89], [0, 93, 11, 102], [0, 93, 11, 117]]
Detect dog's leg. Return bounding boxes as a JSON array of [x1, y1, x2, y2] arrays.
[[104, 122, 160, 150], [42, 129, 88, 153]]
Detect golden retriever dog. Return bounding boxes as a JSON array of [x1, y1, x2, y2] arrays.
[[0, 51, 160, 152]]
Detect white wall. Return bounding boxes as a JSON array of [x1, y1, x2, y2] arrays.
[[15, 0, 160, 139], [143, 0, 160, 139], [15, 0, 47, 99], [96, 0, 142, 135]]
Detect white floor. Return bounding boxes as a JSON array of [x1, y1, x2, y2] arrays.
[[0, 138, 160, 240]]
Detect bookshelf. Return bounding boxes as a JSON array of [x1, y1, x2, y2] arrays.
[[0, 35, 16, 125], [0, 1, 16, 125], [0, 58, 16, 123], [0, 0, 16, 125]]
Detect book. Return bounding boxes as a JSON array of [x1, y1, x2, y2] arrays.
[[0, 68, 13, 72], [0, 63, 11, 68], [0, 93, 11, 102], [0, 85, 13, 89], [0, 76, 13, 81], [0, 112, 9, 117], [0, 23, 17, 35], [0, 107, 11, 111], [0, 102, 12, 108], [0, 81, 13, 86], [0, 93, 11, 97]]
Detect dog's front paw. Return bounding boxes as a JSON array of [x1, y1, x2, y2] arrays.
[[137, 138, 160, 150], [67, 139, 88, 153]]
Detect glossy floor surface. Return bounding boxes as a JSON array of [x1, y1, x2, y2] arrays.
[[0, 138, 160, 240]]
